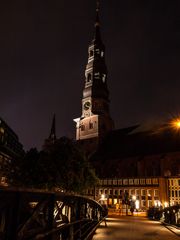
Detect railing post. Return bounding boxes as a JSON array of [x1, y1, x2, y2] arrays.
[[69, 225, 74, 240], [46, 194, 55, 240], [6, 192, 21, 240]]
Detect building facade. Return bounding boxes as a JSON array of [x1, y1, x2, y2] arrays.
[[168, 177, 180, 206], [0, 117, 24, 185]]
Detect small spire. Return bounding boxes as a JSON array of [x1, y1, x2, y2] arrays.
[[49, 114, 56, 141]]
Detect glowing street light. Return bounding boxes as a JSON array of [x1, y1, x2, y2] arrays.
[[135, 200, 139, 210], [154, 200, 161, 208], [101, 194, 105, 200], [170, 118, 180, 130], [132, 195, 136, 201]]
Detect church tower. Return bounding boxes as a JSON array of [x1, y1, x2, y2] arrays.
[[74, 1, 114, 150]]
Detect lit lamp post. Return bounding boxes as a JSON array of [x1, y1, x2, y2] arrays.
[[130, 195, 136, 215], [164, 201, 168, 208], [154, 200, 161, 208], [135, 200, 140, 210]]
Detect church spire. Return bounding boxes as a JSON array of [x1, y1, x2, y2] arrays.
[[49, 113, 56, 141], [93, 0, 101, 43], [74, 0, 114, 145]]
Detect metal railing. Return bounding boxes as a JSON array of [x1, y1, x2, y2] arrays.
[[147, 205, 180, 227], [0, 188, 106, 240]]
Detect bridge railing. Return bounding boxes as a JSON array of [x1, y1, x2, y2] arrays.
[[147, 205, 180, 227], [0, 188, 106, 240]]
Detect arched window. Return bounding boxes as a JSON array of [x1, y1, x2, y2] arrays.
[[81, 125, 85, 131], [89, 50, 94, 57], [89, 122, 93, 129], [87, 73, 92, 82]]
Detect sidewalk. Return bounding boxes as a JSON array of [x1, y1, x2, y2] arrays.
[[108, 209, 180, 236], [108, 208, 147, 217], [162, 223, 180, 236]]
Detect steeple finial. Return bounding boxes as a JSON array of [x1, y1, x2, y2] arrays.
[[49, 113, 56, 141]]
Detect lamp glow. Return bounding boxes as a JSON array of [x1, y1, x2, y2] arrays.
[[101, 194, 105, 200], [170, 118, 180, 130], [135, 200, 139, 209], [132, 195, 136, 201]]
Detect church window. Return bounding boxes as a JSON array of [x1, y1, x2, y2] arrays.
[[94, 72, 100, 79], [96, 49, 100, 54], [81, 125, 85, 131], [87, 73, 92, 82], [89, 50, 94, 57], [89, 122, 93, 129], [102, 74, 106, 83]]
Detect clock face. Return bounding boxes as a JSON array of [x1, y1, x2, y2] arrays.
[[84, 101, 91, 110]]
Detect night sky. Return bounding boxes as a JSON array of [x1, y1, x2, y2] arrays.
[[1, 0, 180, 150]]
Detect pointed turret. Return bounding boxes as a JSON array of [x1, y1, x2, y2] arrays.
[[43, 114, 57, 150], [49, 114, 56, 141]]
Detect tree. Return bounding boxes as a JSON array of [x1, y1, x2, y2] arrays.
[[3, 137, 98, 193]]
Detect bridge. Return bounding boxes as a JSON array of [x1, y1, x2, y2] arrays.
[[0, 188, 106, 240], [0, 188, 179, 240], [92, 215, 180, 240]]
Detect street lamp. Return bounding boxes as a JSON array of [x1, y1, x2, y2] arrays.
[[101, 194, 105, 200], [135, 200, 140, 210], [154, 200, 161, 208], [132, 195, 136, 201], [170, 118, 180, 131], [164, 202, 168, 208]]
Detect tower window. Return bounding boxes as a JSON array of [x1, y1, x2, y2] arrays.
[[81, 125, 85, 131], [89, 122, 93, 129], [87, 74, 92, 82], [89, 50, 94, 57], [102, 74, 106, 83]]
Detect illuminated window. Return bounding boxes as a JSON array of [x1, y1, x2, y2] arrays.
[[141, 189, 146, 196], [113, 180, 117, 185], [135, 189, 140, 196], [154, 189, 159, 196], [141, 200, 146, 207]]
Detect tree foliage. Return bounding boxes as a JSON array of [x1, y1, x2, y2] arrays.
[[3, 137, 98, 193]]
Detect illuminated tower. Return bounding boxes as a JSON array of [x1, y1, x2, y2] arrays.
[[74, 1, 114, 150]]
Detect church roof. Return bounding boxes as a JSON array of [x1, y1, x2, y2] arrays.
[[93, 123, 180, 160]]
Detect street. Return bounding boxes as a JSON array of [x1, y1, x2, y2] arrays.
[[92, 216, 179, 240]]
